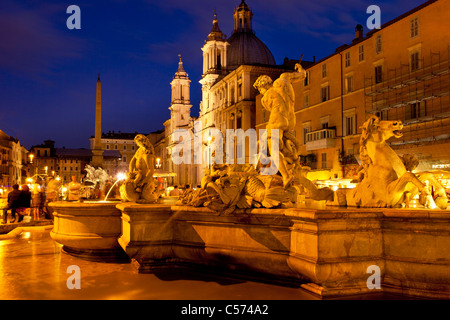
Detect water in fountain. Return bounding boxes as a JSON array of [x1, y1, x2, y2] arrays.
[[104, 179, 122, 202], [104, 172, 126, 202]]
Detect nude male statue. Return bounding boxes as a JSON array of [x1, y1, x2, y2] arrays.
[[254, 63, 306, 187]]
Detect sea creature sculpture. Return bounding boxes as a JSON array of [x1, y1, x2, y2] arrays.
[[336, 115, 448, 209]]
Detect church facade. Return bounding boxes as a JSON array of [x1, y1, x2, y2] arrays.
[[163, 1, 299, 187]]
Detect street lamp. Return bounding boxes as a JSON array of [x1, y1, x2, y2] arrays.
[[156, 158, 161, 169], [29, 154, 34, 163]]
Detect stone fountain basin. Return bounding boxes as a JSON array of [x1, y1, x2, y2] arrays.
[[117, 203, 450, 299], [49, 199, 450, 299], [49, 201, 128, 262]]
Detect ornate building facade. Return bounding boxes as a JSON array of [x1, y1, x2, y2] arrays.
[[0, 130, 28, 188], [197, 1, 298, 170], [255, 0, 450, 182], [162, 1, 304, 187], [163, 56, 200, 187]]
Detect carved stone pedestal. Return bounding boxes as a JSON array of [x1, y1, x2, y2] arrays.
[[51, 201, 450, 299], [117, 204, 450, 299]]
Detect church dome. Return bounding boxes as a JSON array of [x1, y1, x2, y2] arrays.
[[226, 0, 276, 68], [227, 32, 276, 68]]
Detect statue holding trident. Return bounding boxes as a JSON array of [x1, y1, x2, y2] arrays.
[[254, 57, 306, 188]]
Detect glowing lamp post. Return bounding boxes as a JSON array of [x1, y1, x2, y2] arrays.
[[156, 158, 162, 169]]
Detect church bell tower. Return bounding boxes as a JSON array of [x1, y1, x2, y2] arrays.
[[170, 55, 192, 129], [199, 12, 230, 116]]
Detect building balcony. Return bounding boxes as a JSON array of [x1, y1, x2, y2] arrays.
[[305, 128, 337, 151]]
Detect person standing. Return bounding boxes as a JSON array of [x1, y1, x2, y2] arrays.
[[45, 177, 60, 219], [3, 184, 21, 223], [17, 185, 31, 222], [31, 183, 41, 220], [68, 176, 81, 201]]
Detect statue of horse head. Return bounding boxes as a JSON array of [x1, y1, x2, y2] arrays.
[[360, 115, 403, 145]]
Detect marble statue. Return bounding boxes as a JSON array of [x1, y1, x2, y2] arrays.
[[253, 63, 305, 188], [336, 115, 448, 209], [120, 134, 161, 203], [177, 63, 334, 214], [84, 165, 110, 191], [177, 163, 296, 215]]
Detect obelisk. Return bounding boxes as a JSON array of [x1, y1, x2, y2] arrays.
[[91, 74, 104, 168]]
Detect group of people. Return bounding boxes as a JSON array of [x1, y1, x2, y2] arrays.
[[1, 176, 61, 224], [2, 184, 32, 223]]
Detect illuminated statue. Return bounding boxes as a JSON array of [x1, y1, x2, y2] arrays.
[[253, 63, 306, 188], [120, 134, 161, 203], [178, 63, 335, 214], [337, 115, 448, 209]]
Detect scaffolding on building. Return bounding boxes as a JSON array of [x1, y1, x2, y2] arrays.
[[364, 45, 450, 151]]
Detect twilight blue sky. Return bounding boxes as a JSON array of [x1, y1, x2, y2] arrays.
[[0, 0, 425, 149]]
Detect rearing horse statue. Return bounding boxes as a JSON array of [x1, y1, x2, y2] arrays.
[[337, 115, 447, 209]]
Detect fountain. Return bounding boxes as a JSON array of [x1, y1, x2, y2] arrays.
[[104, 172, 126, 202], [50, 66, 450, 299], [49, 167, 128, 262]]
